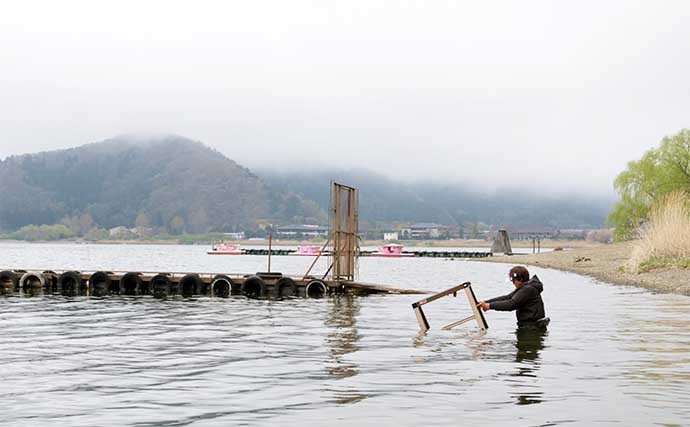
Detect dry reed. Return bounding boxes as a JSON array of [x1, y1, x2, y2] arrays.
[[628, 191, 690, 272]]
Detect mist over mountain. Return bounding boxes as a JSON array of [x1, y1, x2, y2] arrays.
[[0, 135, 613, 236], [0, 135, 325, 233], [259, 169, 614, 230]]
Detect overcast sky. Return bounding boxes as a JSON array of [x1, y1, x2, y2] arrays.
[[1, 1, 689, 196]]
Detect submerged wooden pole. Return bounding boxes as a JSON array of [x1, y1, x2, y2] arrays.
[[267, 231, 273, 273]]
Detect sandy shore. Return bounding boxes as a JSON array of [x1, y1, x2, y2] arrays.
[[481, 242, 690, 296]]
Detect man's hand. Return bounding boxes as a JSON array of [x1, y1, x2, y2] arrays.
[[477, 301, 490, 312]]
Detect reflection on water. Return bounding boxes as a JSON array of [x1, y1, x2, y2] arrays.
[[511, 328, 547, 405], [324, 294, 365, 404], [1, 242, 690, 426]]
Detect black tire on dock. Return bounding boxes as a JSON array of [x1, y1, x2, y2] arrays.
[[120, 272, 142, 295], [150, 274, 172, 298], [241, 275, 265, 298], [20, 271, 46, 294], [305, 280, 327, 298], [0, 270, 19, 293], [59, 271, 82, 296], [179, 274, 202, 297], [43, 271, 59, 293], [210, 275, 233, 298], [89, 271, 112, 297], [275, 277, 297, 298]]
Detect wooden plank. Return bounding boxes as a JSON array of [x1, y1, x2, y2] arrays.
[[442, 314, 475, 330], [414, 305, 430, 332], [342, 281, 427, 294], [412, 282, 471, 307], [465, 285, 488, 331]]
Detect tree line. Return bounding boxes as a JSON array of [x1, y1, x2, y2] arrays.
[[608, 129, 690, 240]]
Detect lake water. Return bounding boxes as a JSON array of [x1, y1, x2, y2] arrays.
[[1, 242, 689, 426]]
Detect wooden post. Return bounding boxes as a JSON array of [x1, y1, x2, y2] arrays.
[[267, 230, 272, 273]]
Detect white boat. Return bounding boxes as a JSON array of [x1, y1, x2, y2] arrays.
[[207, 242, 243, 255]]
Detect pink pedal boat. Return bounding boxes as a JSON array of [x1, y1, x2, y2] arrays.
[[290, 245, 323, 256], [370, 243, 415, 257], [207, 242, 243, 255]]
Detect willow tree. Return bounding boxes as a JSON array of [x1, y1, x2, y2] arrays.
[[608, 129, 690, 240]]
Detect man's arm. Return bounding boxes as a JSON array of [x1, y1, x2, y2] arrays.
[[485, 290, 515, 304], [478, 290, 516, 311], [489, 286, 534, 311]]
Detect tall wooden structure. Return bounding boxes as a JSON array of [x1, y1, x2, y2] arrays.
[[330, 182, 359, 281], [491, 229, 512, 255]]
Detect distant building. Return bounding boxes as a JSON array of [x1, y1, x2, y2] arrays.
[[223, 232, 246, 240], [509, 227, 557, 240], [275, 224, 329, 237], [109, 226, 134, 238], [135, 226, 154, 238], [383, 232, 399, 241], [401, 223, 450, 239], [557, 229, 587, 240]]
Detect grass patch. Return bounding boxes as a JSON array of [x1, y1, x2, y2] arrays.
[[629, 191, 690, 272], [638, 256, 690, 272]]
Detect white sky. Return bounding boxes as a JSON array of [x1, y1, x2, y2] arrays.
[[1, 0, 689, 196]]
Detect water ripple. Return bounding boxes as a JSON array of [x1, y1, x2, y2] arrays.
[[1, 244, 690, 426]]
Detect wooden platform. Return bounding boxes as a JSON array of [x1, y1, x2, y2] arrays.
[[239, 249, 492, 258], [0, 268, 426, 298]]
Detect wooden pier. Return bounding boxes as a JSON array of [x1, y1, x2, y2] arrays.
[[359, 250, 491, 258], [0, 269, 425, 298], [0, 183, 431, 299], [242, 248, 492, 258]]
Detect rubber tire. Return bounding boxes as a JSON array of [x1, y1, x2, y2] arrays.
[[210, 275, 234, 298], [305, 280, 327, 298], [20, 272, 46, 292], [179, 274, 202, 297], [150, 274, 172, 298], [275, 277, 297, 298], [59, 271, 83, 296], [0, 270, 19, 292], [241, 275, 266, 298], [120, 272, 143, 295], [89, 271, 112, 296]]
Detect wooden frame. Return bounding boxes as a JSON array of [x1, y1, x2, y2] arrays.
[[330, 182, 358, 281], [411, 282, 488, 333]]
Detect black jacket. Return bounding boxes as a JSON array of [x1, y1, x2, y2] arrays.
[[486, 275, 546, 326]]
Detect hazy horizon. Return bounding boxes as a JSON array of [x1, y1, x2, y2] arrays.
[[2, 1, 689, 197]]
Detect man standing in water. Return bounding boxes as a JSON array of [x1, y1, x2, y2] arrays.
[[477, 266, 550, 329]]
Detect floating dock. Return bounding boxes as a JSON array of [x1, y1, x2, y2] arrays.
[[0, 183, 464, 300], [359, 250, 491, 258], [241, 248, 492, 258], [0, 269, 425, 298]]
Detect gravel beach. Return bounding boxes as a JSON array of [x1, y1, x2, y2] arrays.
[[481, 241, 690, 296]]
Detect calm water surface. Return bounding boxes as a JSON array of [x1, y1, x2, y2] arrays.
[[1, 243, 689, 426]]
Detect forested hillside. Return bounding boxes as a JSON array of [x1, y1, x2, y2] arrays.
[[0, 135, 325, 234], [0, 134, 612, 238], [260, 169, 612, 230]]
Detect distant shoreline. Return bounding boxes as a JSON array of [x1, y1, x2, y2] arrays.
[[5, 238, 683, 295], [0, 237, 599, 249], [480, 242, 690, 296]]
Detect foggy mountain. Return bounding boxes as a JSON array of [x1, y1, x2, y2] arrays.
[[0, 134, 612, 234], [259, 169, 614, 230], [0, 135, 325, 233]]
